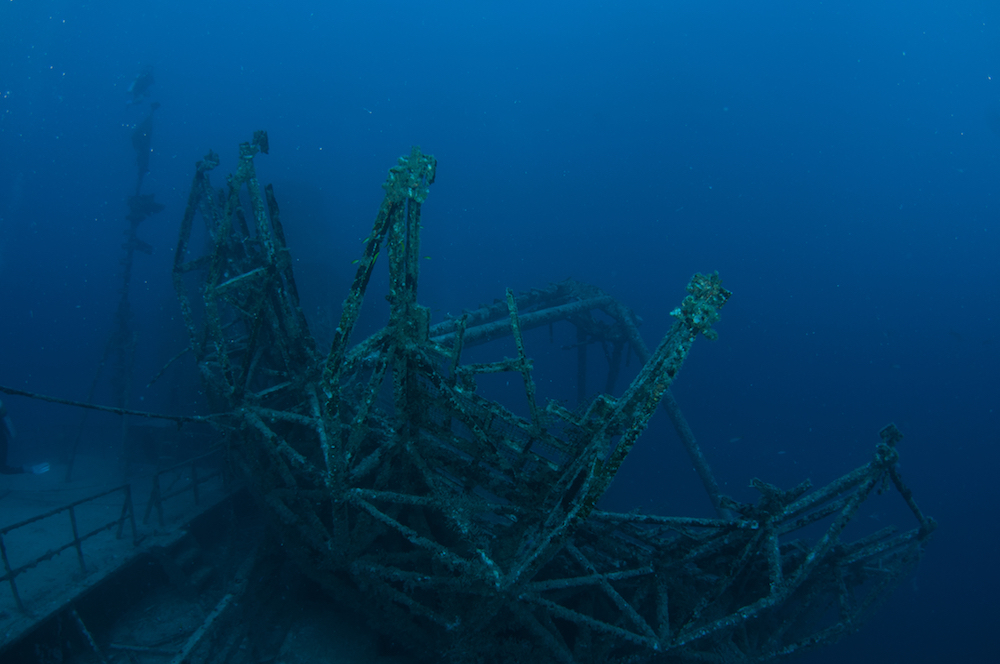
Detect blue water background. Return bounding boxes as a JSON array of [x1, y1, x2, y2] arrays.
[[2, 1, 997, 661]]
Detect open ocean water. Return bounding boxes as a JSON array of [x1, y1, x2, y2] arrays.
[[1, 1, 997, 662]]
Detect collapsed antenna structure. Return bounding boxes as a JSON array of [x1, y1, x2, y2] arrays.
[[170, 132, 935, 663]]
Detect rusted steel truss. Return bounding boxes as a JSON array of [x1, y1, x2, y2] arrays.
[[171, 133, 935, 663]]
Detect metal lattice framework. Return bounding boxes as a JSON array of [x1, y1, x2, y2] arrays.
[[170, 133, 936, 663]]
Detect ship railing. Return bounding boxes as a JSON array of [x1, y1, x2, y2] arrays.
[[0, 483, 137, 614], [142, 447, 224, 528]]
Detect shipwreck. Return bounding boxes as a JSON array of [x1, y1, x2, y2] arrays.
[[166, 131, 936, 663]]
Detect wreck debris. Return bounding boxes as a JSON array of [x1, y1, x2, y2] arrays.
[[171, 132, 936, 663]]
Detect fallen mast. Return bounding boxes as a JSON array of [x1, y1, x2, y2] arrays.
[[171, 132, 936, 663]]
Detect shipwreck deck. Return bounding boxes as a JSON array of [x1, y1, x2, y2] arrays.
[[0, 450, 229, 656]]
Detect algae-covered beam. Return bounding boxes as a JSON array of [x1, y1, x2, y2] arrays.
[[321, 148, 437, 426], [430, 294, 616, 348], [172, 150, 220, 365], [506, 288, 543, 432], [264, 183, 312, 352], [583, 273, 730, 511], [606, 292, 732, 520]]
